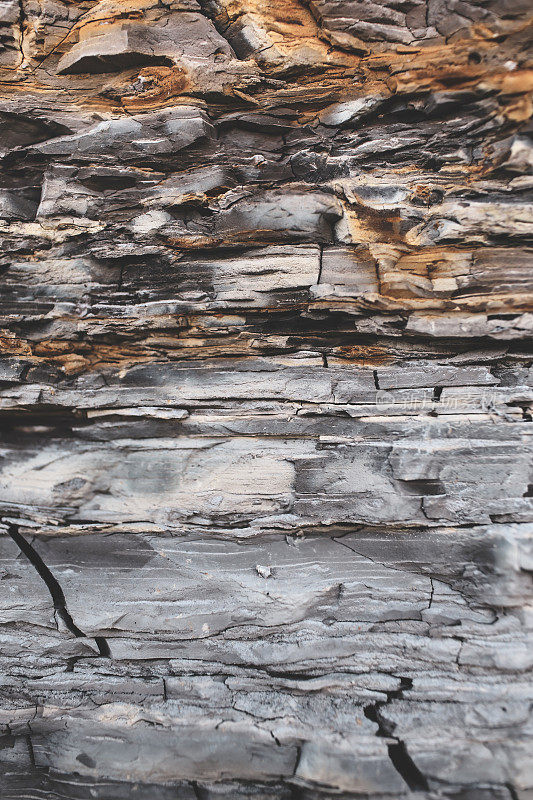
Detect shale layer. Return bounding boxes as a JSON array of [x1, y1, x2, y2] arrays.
[[0, 0, 532, 797]]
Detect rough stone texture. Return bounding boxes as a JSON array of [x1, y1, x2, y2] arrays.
[[0, 0, 532, 797]]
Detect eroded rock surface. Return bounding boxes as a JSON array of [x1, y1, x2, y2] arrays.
[[0, 0, 532, 797]]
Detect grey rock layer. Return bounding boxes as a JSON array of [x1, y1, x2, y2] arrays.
[[0, 0, 532, 796]]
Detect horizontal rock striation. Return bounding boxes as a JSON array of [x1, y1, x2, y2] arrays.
[[0, 0, 532, 797]]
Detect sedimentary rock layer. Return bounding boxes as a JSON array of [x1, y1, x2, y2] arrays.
[[0, 0, 532, 797]]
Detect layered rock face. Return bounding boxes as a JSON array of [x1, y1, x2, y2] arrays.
[[0, 0, 532, 798]]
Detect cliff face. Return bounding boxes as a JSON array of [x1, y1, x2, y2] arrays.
[[0, 1, 532, 798]]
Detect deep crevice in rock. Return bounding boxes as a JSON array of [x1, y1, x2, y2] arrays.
[[364, 677, 429, 792], [4, 523, 111, 658]]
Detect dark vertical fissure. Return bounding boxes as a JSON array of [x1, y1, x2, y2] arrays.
[[364, 677, 429, 792], [4, 523, 111, 658]]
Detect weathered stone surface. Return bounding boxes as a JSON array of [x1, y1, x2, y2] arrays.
[[0, 0, 532, 797]]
